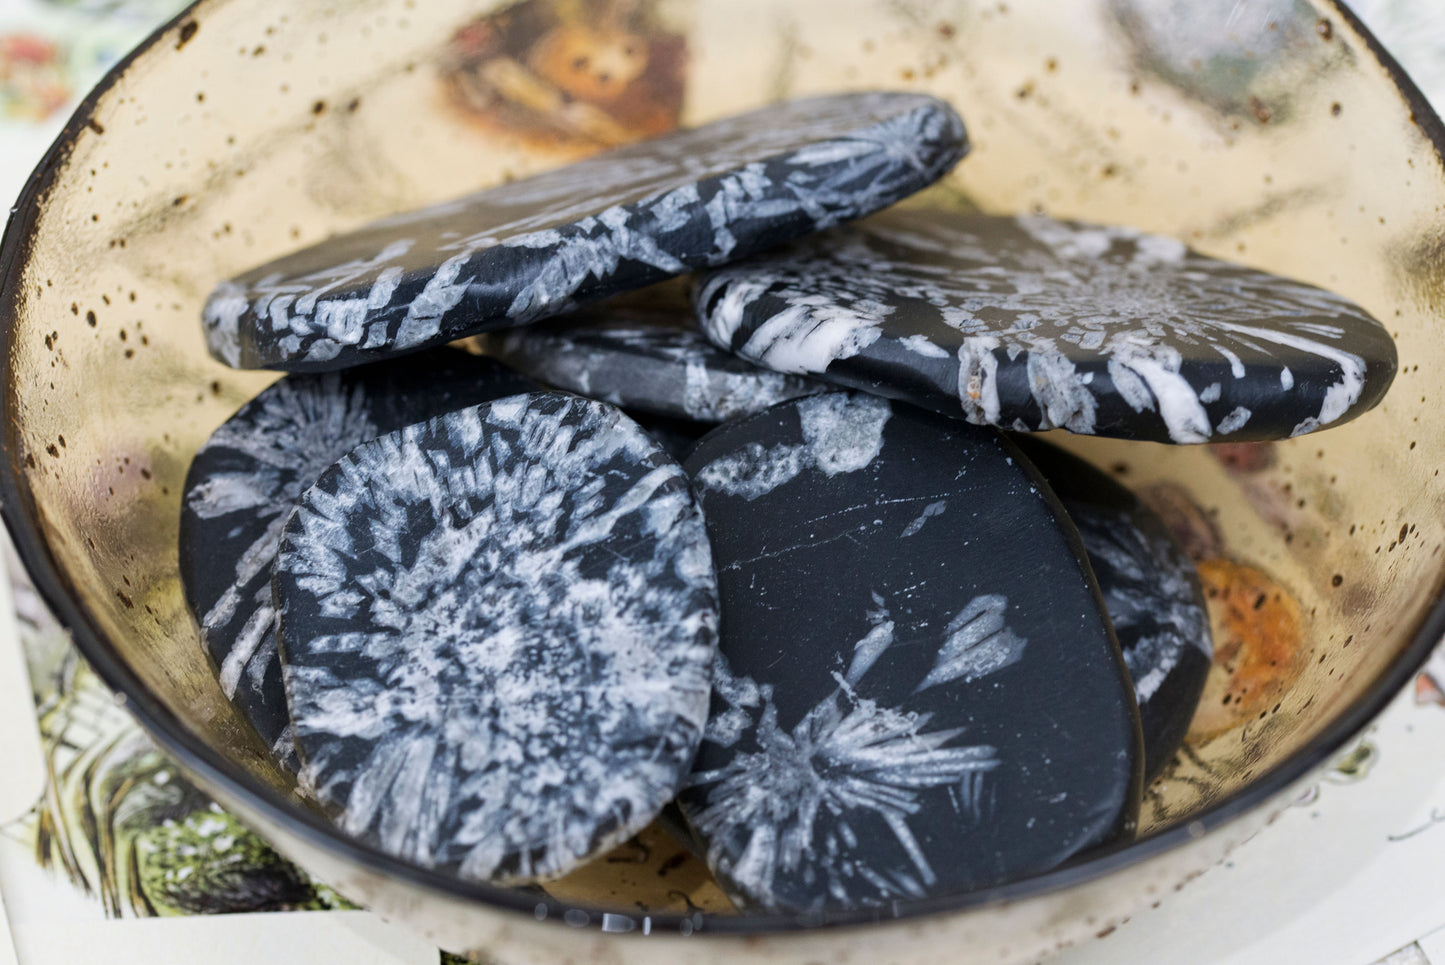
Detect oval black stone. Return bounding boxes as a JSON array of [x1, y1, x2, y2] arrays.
[[275, 393, 719, 884], [204, 93, 967, 372], [677, 393, 1141, 914], [697, 209, 1397, 443], [1010, 437, 1212, 781], [178, 351, 533, 771]]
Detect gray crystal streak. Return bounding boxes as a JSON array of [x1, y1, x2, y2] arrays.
[[277, 395, 717, 883], [917, 594, 1027, 692]]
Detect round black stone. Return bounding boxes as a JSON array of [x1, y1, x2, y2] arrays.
[[485, 309, 826, 423], [677, 393, 1141, 914], [697, 209, 1397, 443], [1010, 437, 1212, 782], [204, 92, 967, 372], [178, 351, 533, 771], [275, 393, 719, 884]]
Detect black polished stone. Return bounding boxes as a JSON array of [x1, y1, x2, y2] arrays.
[[204, 93, 966, 373], [1010, 437, 1212, 781], [485, 309, 826, 423], [178, 351, 532, 772], [275, 393, 719, 884], [677, 393, 1141, 914], [697, 209, 1397, 443]]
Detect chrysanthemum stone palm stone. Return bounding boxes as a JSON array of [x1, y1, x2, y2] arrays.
[[179, 352, 533, 771], [274, 393, 719, 884], [677, 393, 1142, 914], [696, 210, 1397, 443], [485, 309, 826, 423], [1011, 437, 1212, 781], [203, 92, 967, 372]]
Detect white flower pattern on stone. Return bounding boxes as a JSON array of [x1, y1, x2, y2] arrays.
[[275, 394, 717, 883], [178, 356, 532, 767], [204, 93, 966, 372], [698, 210, 1396, 443], [684, 591, 1022, 912]]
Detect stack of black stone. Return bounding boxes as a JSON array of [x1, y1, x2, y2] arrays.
[[179, 92, 1397, 915]]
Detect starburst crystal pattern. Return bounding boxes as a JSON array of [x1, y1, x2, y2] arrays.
[[178, 355, 532, 766], [699, 210, 1396, 443], [204, 93, 966, 371], [689, 655, 1000, 909], [276, 393, 718, 883]]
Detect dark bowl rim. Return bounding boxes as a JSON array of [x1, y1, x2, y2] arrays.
[[1, 0, 1443, 939]]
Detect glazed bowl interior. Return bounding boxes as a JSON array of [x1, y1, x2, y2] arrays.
[[4, 0, 1445, 955]]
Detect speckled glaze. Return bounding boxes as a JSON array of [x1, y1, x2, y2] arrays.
[[276, 393, 718, 883], [205, 92, 966, 372], [4, 0, 1445, 962], [696, 210, 1398, 443]]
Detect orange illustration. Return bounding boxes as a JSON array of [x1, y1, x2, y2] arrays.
[[1188, 558, 1306, 740], [440, 0, 687, 156]]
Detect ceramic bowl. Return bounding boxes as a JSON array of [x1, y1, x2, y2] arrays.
[[3, 0, 1444, 962]]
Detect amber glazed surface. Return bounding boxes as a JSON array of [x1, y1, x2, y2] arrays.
[[2, 1, 1444, 962]]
